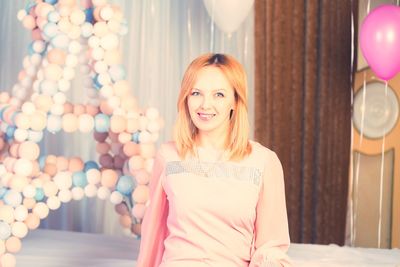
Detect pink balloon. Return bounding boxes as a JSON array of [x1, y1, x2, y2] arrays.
[[360, 5, 400, 80]]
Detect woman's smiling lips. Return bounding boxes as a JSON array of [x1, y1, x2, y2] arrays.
[[197, 112, 215, 121]]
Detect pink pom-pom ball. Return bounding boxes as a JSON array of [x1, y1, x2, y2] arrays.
[[5, 236, 22, 253], [99, 153, 113, 168], [135, 169, 150, 185], [123, 142, 140, 157], [24, 213, 40, 230], [131, 185, 149, 204], [114, 202, 129, 215], [69, 157, 84, 172], [100, 169, 118, 188], [62, 113, 78, 132], [19, 141, 40, 160], [140, 143, 156, 159], [132, 203, 146, 219], [128, 156, 144, 171], [22, 15, 36, 29], [96, 142, 111, 154], [48, 49, 67, 65], [113, 155, 125, 169]]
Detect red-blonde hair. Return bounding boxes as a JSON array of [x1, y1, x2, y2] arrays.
[[173, 53, 251, 160]]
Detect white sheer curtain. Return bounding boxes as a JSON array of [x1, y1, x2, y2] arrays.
[[0, 0, 254, 236]]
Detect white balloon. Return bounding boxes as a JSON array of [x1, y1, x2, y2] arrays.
[[203, 0, 254, 34]]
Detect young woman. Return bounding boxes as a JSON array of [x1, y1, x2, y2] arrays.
[[136, 53, 291, 267]]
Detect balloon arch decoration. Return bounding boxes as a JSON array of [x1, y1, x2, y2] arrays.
[[0, 0, 163, 266]]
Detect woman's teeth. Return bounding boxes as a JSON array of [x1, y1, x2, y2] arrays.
[[198, 113, 215, 120]]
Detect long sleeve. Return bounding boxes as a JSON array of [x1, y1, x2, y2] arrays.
[[136, 149, 169, 267], [249, 151, 292, 267]]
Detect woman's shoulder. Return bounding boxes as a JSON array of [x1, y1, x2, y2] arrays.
[[249, 140, 276, 157], [157, 141, 179, 159]]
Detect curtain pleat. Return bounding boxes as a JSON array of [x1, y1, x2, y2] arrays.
[[255, 0, 354, 245]]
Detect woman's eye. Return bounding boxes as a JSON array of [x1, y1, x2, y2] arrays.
[[216, 92, 225, 97], [191, 91, 200, 96]]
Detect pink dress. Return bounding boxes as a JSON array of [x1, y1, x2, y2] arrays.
[[136, 141, 291, 267]]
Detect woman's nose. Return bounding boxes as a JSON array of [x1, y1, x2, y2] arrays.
[[200, 95, 213, 109]]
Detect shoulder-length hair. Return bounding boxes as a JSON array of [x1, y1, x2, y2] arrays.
[[173, 53, 251, 161]]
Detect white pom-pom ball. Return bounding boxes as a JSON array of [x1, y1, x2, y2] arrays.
[[33, 202, 49, 219], [22, 184, 36, 198], [97, 186, 111, 200], [68, 41, 82, 54], [81, 22, 93, 38], [88, 36, 100, 48], [14, 129, 29, 142], [58, 79, 71, 92], [47, 196, 61, 210], [22, 102, 36, 115], [84, 184, 97, 197], [79, 114, 95, 133], [53, 172, 73, 190], [100, 6, 114, 21], [100, 34, 119, 50], [86, 169, 101, 184], [53, 92, 67, 104], [11, 221, 28, 238], [58, 189, 72, 203], [71, 187, 85, 200], [70, 10, 86, 25], [110, 191, 123, 204], [14, 205, 28, 222], [17, 9, 27, 21], [66, 54, 78, 68]]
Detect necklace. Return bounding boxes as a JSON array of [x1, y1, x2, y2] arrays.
[[195, 146, 227, 177]]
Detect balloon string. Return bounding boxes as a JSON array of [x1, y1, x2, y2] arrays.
[[209, 0, 215, 52], [352, 71, 367, 246], [377, 82, 388, 248]]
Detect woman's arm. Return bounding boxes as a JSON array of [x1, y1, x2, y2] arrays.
[[136, 149, 169, 267], [250, 151, 291, 267]]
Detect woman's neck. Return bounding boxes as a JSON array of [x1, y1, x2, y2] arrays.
[[195, 132, 228, 150]]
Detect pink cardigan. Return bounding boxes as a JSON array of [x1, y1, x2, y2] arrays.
[[136, 141, 291, 267]]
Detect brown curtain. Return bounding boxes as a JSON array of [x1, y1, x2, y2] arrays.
[[255, 0, 356, 245]]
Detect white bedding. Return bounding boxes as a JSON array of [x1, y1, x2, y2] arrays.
[[15, 229, 400, 267]]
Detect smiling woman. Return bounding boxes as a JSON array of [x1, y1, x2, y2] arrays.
[[136, 53, 292, 267]]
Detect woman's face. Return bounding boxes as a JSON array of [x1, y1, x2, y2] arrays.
[[187, 66, 236, 137]]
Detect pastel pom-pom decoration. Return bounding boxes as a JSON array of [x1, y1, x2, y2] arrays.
[[0, 2, 164, 263], [116, 175, 135, 195]]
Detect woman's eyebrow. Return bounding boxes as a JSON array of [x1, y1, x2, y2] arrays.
[[191, 88, 227, 92]]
